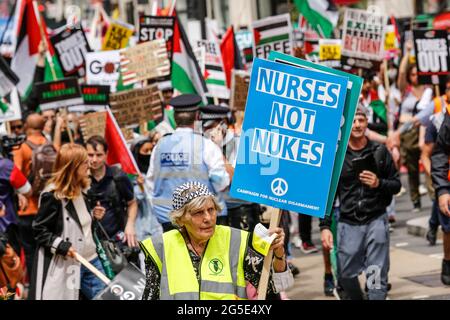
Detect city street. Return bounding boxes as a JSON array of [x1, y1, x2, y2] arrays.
[[286, 173, 450, 300]]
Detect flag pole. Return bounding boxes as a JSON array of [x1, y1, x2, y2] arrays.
[[257, 209, 282, 300], [32, 0, 57, 81], [169, 0, 177, 16]]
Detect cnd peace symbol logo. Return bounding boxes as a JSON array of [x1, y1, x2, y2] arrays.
[[209, 258, 224, 275], [271, 178, 288, 197]]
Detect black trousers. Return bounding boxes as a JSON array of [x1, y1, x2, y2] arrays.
[[298, 213, 312, 243], [17, 215, 37, 278]]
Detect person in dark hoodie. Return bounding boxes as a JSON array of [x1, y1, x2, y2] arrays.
[[320, 106, 401, 300]]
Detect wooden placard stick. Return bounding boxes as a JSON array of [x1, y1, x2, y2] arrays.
[[74, 252, 111, 285], [435, 84, 441, 98], [257, 209, 282, 300], [5, 121, 11, 135], [59, 107, 74, 143]]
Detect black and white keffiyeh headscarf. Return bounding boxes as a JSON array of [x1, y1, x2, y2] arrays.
[[172, 182, 213, 210]]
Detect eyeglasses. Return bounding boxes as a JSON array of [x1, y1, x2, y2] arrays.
[[11, 125, 23, 130]]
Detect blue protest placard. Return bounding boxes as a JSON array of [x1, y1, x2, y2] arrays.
[[268, 51, 363, 216], [230, 58, 348, 218]]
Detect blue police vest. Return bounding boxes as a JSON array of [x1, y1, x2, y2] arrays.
[[151, 129, 227, 224]]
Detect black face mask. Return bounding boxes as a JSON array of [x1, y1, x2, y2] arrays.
[[137, 153, 151, 173]]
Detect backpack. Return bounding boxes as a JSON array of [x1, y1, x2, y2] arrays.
[[25, 141, 57, 197]]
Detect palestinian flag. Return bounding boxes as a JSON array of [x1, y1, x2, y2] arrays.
[[104, 106, 139, 175], [0, 55, 19, 97], [253, 16, 291, 47], [220, 26, 244, 88], [11, 0, 59, 96], [294, 0, 338, 38], [171, 16, 208, 104]]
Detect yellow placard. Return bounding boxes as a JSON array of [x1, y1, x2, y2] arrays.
[[319, 44, 341, 61], [102, 22, 134, 51], [384, 31, 396, 51]]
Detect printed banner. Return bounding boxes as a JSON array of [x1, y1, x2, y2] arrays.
[[86, 50, 121, 92], [384, 24, 400, 59], [230, 58, 348, 218], [319, 39, 342, 69], [109, 85, 163, 128], [413, 29, 450, 85], [102, 20, 134, 51], [341, 8, 387, 70], [51, 26, 91, 77], [230, 69, 250, 111], [120, 39, 171, 86], [252, 14, 294, 60], [196, 39, 229, 99], [268, 51, 363, 217], [35, 77, 83, 110]]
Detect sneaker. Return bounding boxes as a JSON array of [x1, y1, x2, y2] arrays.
[[426, 228, 438, 246], [324, 274, 335, 297], [412, 201, 421, 213], [301, 241, 319, 254], [442, 260, 450, 285], [291, 235, 302, 249], [419, 184, 428, 196], [395, 186, 406, 197]]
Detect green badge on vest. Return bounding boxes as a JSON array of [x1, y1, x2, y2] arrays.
[[208, 258, 224, 275]]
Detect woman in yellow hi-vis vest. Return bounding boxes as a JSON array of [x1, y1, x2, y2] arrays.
[[139, 181, 294, 300]]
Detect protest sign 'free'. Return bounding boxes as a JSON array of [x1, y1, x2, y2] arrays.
[[252, 14, 293, 60]]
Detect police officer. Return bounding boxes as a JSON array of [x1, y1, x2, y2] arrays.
[[145, 94, 231, 232], [200, 104, 261, 232]]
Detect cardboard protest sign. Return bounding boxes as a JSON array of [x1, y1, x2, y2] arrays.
[[35, 77, 83, 110], [235, 29, 254, 68], [252, 14, 293, 60], [138, 16, 175, 83], [95, 264, 145, 300], [268, 51, 363, 217], [341, 8, 387, 70], [102, 20, 134, 51], [230, 69, 250, 111], [0, 88, 21, 123], [319, 39, 342, 69], [230, 58, 348, 218], [79, 111, 107, 141], [0, 56, 19, 97], [51, 26, 91, 77], [120, 39, 171, 86], [109, 85, 163, 128], [413, 29, 450, 85], [196, 39, 229, 99], [86, 50, 121, 92]]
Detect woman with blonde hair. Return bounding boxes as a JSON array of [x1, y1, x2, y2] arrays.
[[30, 143, 107, 300]]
